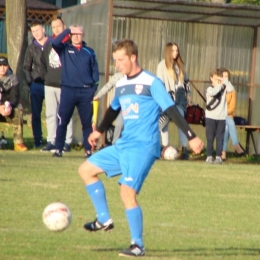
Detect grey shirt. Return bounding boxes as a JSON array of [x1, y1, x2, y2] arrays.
[[95, 72, 124, 99], [205, 79, 234, 120]]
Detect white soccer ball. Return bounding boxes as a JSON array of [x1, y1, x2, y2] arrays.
[[42, 202, 72, 231], [161, 145, 178, 160]]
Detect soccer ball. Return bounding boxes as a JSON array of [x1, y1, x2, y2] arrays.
[[42, 202, 72, 231], [161, 145, 178, 160]]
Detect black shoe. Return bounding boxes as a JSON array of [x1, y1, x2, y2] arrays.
[[180, 146, 189, 160], [119, 244, 145, 257], [52, 151, 63, 157], [41, 142, 56, 152], [34, 140, 43, 149], [63, 143, 71, 152], [84, 218, 114, 232], [235, 150, 245, 157], [85, 150, 93, 158]]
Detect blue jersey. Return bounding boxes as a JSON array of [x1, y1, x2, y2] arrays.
[[111, 70, 174, 157]]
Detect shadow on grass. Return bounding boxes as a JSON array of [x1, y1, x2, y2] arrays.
[[91, 247, 260, 257], [0, 178, 13, 182]]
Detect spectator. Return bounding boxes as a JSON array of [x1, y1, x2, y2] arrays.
[[205, 69, 234, 164], [23, 22, 51, 148], [221, 68, 245, 160], [93, 72, 124, 144], [51, 24, 99, 158], [40, 18, 73, 152], [157, 42, 192, 160], [0, 56, 27, 151]]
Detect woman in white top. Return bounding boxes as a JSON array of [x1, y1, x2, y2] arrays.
[[157, 42, 192, 159]]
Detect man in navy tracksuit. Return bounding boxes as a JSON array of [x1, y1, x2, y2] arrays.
[[51, 25, 99, 158]]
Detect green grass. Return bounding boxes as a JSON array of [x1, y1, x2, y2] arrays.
[[1, 120, 260, 259], [1, 147, 260, 259]]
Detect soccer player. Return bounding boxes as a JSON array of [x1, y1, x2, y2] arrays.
[[78, 39, 203, 257]]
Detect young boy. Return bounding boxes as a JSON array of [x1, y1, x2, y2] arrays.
[[205, 69, 234, 164]]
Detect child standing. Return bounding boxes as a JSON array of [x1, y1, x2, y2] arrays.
[[205, 69, 234, 164]]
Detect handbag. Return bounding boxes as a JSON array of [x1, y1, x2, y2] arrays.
[[185, 105, 205, 126]]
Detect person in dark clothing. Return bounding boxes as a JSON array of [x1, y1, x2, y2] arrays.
[[40, 18, 73, 153], [0, 56, 27, 151], [51, 24, 99, 158], [23, 22, 51, 148]]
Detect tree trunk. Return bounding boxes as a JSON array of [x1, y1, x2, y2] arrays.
[[6, 0, 30, 111]]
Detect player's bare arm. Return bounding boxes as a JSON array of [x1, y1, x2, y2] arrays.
[[88, 131, 102, 147], [188, 137, 204, 154]]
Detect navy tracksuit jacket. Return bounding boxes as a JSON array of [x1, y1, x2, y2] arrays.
[[52, 28, 99, 152]]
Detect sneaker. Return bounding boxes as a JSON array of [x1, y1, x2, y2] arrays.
[[41, 142, 56, 152], [63, 143, 71, 152], [34, 140, 43, 149], [214, 156, 222, 164], [85, 150, 93, 158], [52, 151, 63, 157], [206, 156, 213, 164], [84, 218, 114, 232], [180, 146, 189, 160], [14, 143, 28, 152], [119, 244, 145, 257]]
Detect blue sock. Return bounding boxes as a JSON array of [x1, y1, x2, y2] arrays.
[[85, 181, 110, 224], [125, 206, 143, 248]]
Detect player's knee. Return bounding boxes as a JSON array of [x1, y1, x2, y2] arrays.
[[120, 184, 138, 208], [78, 161, 92, 180], [78, 161, 102, 184]]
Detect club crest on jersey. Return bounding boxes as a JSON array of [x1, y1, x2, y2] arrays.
[[135, 84, 143, 94]]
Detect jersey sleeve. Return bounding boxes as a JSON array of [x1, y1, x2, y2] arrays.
[[110, 94, 121, 111], [150, 77, 175, 112]]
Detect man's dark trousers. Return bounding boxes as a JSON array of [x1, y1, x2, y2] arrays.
[[206, 118, 225, 157], [55, 86, 97, 152], [30, 82, 45, 146]]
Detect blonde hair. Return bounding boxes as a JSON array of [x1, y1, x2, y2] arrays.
[[164, 42, 184, 83]]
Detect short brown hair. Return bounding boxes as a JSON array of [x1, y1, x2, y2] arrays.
[[210, 68, 220, 78], [112, 39, 138, 58], [220, 67, 231, 80], [30, 21, 43, 28]]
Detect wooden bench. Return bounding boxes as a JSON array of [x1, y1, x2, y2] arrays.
[[236, 125, 260, 155]]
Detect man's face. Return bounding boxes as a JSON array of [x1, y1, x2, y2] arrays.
[[113, 49, 135, 76], [51, 19, 65, 37], [31, 25, 45, 41], [70, 26, 83, 46], [0, 65, 9, 78]]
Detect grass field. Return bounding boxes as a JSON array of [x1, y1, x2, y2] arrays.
[[1, 122, 260, 259]]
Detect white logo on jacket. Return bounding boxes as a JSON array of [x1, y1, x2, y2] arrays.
[[49, 48, 61, 68]]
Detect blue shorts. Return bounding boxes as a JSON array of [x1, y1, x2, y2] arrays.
[[88, 145, 156, 193]]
